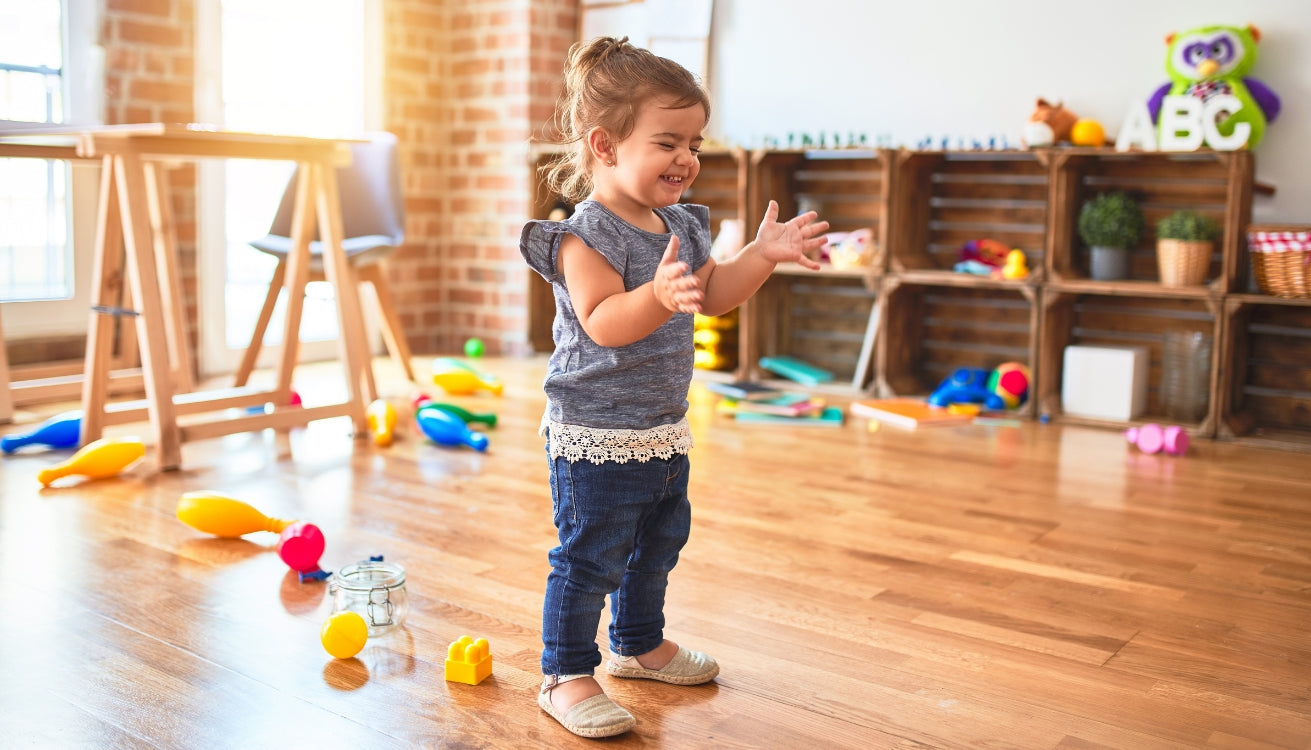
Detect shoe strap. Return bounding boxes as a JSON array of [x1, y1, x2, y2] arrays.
[[541, 673, 591, 695]]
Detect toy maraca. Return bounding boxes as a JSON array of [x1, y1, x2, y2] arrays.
[[1125, 423, 1189, 456], [416, 400, 498, 428], [38, 436, 145, 487], [278, 521, 326, 573], [176, 491, 296, 537], [366, 399, 397, 446], [2, 410, 82, 454], [416, 408, 489, 452]]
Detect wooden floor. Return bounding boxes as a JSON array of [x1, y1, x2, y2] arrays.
[[1, 356, 1309, 749]]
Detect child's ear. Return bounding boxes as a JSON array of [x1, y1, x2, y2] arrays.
[[586, 127, 615, 166]]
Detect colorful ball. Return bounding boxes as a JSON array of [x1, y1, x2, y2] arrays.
[[1070, 119, 1106, 147], [463, 337, 485, 358], [987, 362, 1031, 410], [321, 611, 369, 659]]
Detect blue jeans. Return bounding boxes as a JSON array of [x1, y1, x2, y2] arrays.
[[541, 452, 692, 676]]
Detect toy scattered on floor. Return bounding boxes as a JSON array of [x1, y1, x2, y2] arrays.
[[432, 357, 503, 396], [1125, 423, 1189, 455], [445, 635, 492, 685], [464, 337, 485, 359], [1148, 24, 1280, 149], [758, 356, 833, 386], [329, 557, 408, 635], [2, 410, 81, 453], [693, 311, 738, 371], [929, 363, 1030, 410], [416, 408, 489, 452], [366, 399, 397, 446], [278, 521, 327, 574], [176, 492, 296, 537], [415, 399, 497, 428], [321, 611, 369, 659], [37, 436, 145, 487]]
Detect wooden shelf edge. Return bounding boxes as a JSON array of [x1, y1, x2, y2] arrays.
[[1045, 279, 1222, 299], [1225, 293, 1311, 308]]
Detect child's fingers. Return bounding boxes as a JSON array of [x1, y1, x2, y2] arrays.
[[761, 200, 779, 226], [661, 234, 681, 265]]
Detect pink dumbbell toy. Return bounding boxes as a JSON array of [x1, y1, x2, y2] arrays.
[[1124, 423, 1189, 455]]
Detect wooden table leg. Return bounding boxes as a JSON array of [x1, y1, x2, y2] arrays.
[[82, 155, 124, 445], [115, 151, 182, 469], [0, 307, 13, 424], [313, 161, 371, 432], [272, 160, 315, 407], [144, 163, 195, 393]]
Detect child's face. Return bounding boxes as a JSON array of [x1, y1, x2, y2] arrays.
[[598, 96, 705, 217]]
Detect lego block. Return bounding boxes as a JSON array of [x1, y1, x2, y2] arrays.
[[444, 635, 492, 685], [1062, 345, 1149, 421]]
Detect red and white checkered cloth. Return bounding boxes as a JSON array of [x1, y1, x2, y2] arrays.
[[1249, 230, 1311, 253]]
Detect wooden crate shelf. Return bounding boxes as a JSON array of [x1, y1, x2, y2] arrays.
[[742, 273, 879, 389], [889, 150, 1050, 276], [1039, 290, 1224, 436], [876, 277, 1040, 416], [1219, 294, 1311, 450], [1047, 149, 1253, 292]]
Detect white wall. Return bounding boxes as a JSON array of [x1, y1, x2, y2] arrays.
[[708, 0, 1311, 222]]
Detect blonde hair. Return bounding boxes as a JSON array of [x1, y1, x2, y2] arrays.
[[542, 36, 710, 203]]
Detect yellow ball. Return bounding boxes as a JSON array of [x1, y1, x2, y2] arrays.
[[1070, 119, 1106, 147], [320, 611, 369, 659]]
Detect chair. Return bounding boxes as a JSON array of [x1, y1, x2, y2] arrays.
[[234, 132, 414, 396]]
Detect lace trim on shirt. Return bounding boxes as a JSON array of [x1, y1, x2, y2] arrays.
[[542, 417, 693, 464]]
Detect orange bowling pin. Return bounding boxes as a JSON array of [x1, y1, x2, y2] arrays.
[[37, 436, 146, 487], [366, 399, 397, 446], [176, 491, 295, 538]]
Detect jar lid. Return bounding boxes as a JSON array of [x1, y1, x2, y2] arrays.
[[329, 560, 406, 591]]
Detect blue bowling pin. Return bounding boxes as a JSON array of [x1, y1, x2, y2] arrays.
[[416, 408, 489, 452], [1, 410, 82, 454]]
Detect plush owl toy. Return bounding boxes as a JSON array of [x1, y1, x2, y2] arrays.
[[1148, 24, 1281, 148]]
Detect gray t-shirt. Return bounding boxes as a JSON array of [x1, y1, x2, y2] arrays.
[[520, 200, 712, 457]]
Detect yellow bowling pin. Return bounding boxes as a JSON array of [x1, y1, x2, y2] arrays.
[[37, 436, 146, 487], [431, 368, 503, 396], [176, 491, 295, 538], [366, 399, 397, 446]]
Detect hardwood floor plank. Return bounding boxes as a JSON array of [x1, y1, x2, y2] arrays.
[[2, 356, 1309, 748]]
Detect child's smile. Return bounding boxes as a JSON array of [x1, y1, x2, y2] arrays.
[[592, 96, 706, 230]]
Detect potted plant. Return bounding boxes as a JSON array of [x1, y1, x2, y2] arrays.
[[1156, 210, 1220, 286], [1077, 191, 1144, 280]]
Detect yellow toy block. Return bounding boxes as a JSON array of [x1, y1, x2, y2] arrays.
[[444, 635, 492, 685]]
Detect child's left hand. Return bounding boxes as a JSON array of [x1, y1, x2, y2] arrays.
[[753, 200, 830, 270]]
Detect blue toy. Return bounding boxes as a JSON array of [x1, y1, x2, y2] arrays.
[[929, 365, 1031, 411], [2, 410, 82, 453]]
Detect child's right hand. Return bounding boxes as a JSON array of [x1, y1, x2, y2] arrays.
[[653, 235, 703, 314]]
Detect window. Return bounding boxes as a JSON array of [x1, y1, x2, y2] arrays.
[[0, 0, 102, 337]]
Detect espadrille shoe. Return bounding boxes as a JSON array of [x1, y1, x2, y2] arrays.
[[538, 676, 635, 739], [606, 646, 719, 685]]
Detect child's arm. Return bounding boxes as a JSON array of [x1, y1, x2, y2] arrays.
[[558, 232, 702, 348], [697, 200, 829, 317]]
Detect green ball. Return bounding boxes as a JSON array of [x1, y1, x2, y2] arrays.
[[463, 337, 485, 359]]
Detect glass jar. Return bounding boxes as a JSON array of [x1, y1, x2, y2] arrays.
[[328, 560, 409, 637]]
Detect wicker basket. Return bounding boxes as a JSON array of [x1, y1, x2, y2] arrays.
[[1156, 239, 1212, 287], [1248, 226, 1311, 298]]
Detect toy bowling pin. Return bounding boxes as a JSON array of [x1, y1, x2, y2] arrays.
[[431, 358, 503, 396], [176, 491, 296, 537], [416, 401, 497, 428], [37, 436, 145, 487], [278, 521, 326, 573], [366, 399, 397, 446], [2, 410, 82, 453], [1125, 423, 1189, 456], [416, 408, 489, 452]]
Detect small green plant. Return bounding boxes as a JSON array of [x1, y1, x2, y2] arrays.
[[1156, 210, 1221, 242], [1077, 191, 1144, 249]]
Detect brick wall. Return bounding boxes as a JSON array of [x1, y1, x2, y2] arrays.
[[102, 0, 199, 362]]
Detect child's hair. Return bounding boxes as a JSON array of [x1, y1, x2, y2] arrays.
[[542, 36, 710, 203]]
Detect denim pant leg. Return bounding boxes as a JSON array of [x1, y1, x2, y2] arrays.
[[541, 455, 672, 675]]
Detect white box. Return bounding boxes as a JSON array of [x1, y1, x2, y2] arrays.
[[1062, 345, 1149, 421]]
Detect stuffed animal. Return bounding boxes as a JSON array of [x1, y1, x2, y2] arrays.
[[1027, 99, 1079, 144], [1148, 24, 1281, 148]]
